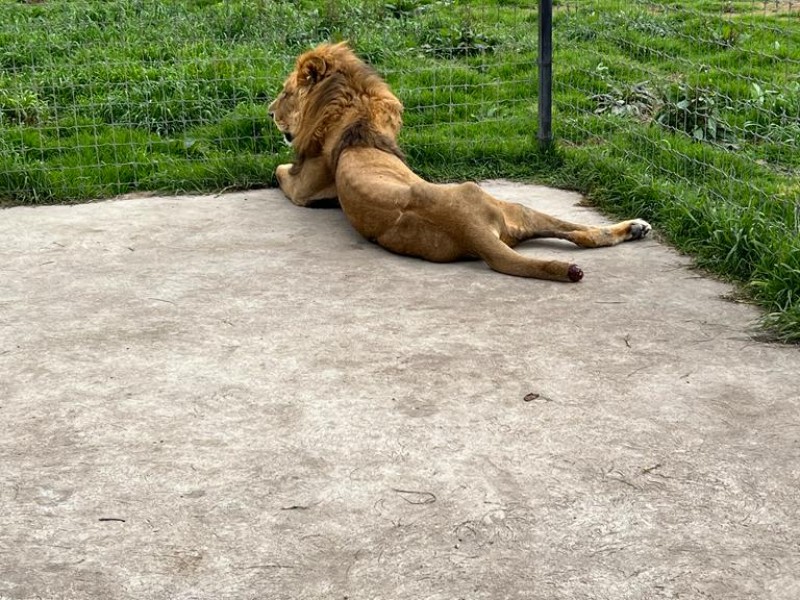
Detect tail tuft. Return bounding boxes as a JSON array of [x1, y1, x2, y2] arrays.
[[568, 264, 584, 282]]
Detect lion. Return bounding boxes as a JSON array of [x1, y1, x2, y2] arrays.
[[268, 42, 651, 281]]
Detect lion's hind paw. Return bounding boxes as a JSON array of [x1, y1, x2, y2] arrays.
[[627, 219, 652, 241]]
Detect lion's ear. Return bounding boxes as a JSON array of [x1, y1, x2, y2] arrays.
[[299, 55, 328, 86]]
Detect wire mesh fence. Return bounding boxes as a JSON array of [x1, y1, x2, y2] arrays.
[[554, 0, 800, 338], [556, 0, 799, 213], [0, 0, 538, 204]]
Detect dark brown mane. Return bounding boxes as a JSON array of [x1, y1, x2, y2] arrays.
[[293, 71, 357, 160], [289, 42, 404, 170], [331, 118, 406, 173]]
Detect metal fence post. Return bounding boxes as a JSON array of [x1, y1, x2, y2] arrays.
[[538, 0, 553, 149]]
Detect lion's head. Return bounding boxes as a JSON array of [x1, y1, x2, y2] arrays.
[[269, 42, 403, 161], [267, 67, 304, 146]]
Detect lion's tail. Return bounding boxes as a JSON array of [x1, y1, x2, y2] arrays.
[[468, 228, 583, 282]]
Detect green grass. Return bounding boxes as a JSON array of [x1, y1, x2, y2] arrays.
[[550, 1, 800, 341], [1, 0, 799, 340]]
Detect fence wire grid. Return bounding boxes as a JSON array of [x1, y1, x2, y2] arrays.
[[0, 0, 538, 203], [555, 0, 800, 339], [558, 0, 799, 220], [2, 1, 797, 209]]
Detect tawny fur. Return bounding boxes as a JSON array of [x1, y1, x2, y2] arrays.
[[269, 42, 651, 281]]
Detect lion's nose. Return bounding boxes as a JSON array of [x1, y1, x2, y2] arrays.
[[268, 111, 274, 119]]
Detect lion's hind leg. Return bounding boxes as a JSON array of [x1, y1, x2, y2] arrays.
[[553, 218, 652, 248], [498, 201, 652, 249], [409, 181, 583, 282]]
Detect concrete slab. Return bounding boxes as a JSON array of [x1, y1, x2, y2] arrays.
[[1, 181, 798, 600]]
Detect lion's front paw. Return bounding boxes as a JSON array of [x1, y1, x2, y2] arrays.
[[626, 219, 652, 241], [275, 163, 292, 188]]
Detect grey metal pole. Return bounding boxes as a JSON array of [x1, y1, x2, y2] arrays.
[[538, 0, 553, 149]]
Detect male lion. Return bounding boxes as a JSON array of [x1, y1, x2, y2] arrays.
[[269, 42, 651, 281]]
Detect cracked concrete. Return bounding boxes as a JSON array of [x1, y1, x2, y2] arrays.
[[1, 181, 798, 600]]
